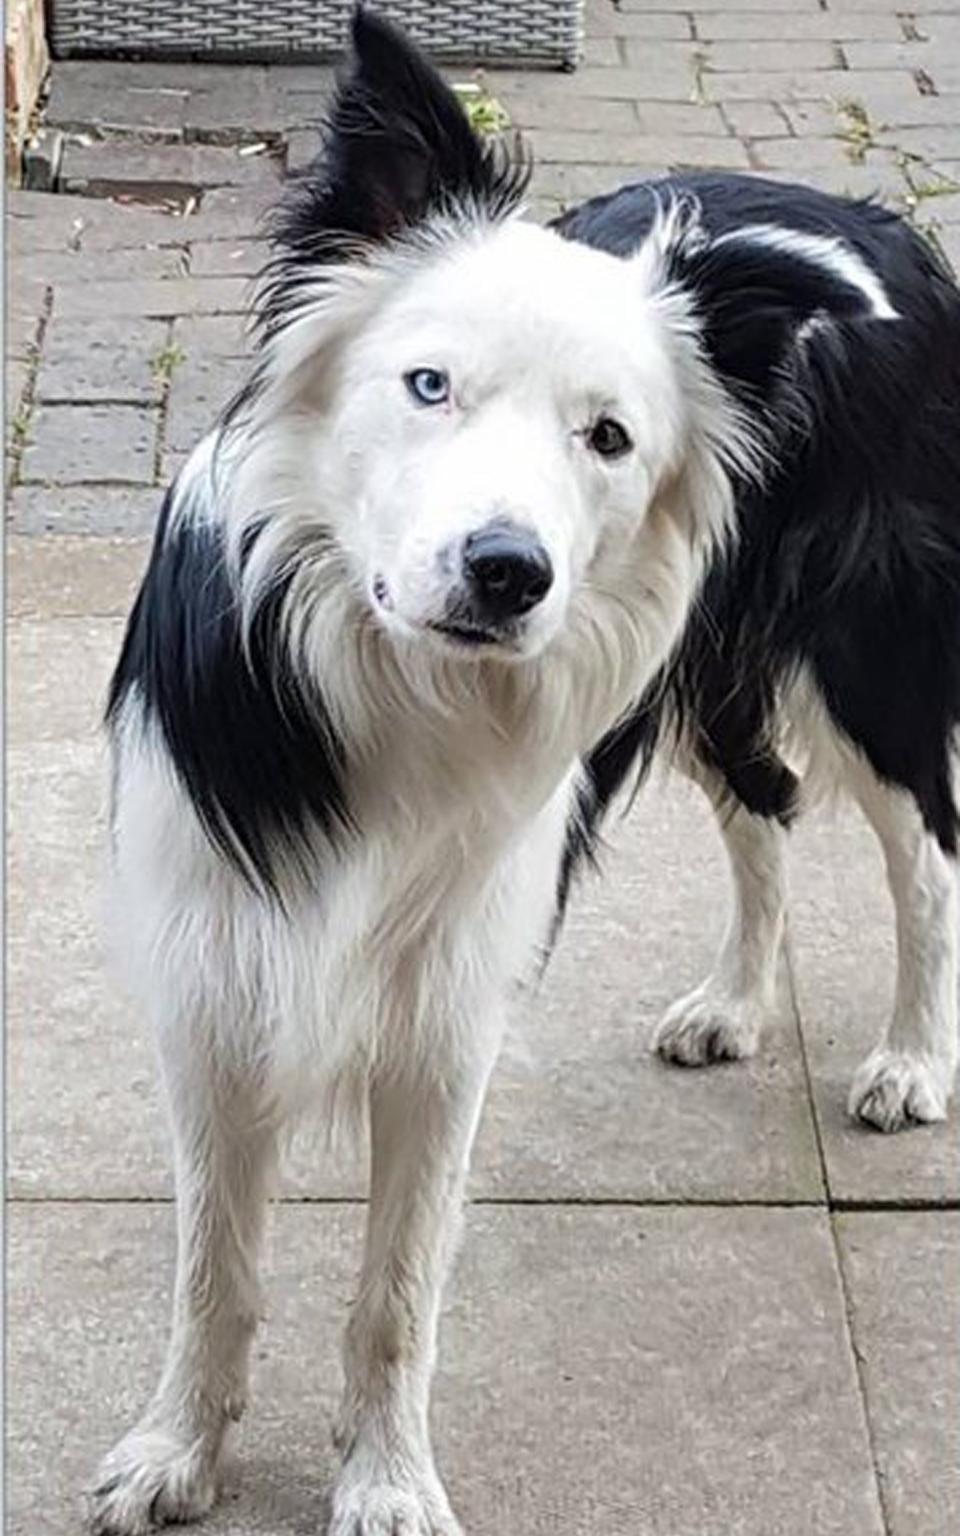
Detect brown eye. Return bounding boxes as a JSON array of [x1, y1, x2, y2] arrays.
[[588, 416, 632, 459]]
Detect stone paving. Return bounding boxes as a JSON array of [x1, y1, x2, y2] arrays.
[[6, 2, 960, 1533]]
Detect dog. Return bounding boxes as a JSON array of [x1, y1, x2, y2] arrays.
[[90, 9, 960, 1534]]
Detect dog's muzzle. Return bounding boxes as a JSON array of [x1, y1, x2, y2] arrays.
[[431, 520, 553, 647]]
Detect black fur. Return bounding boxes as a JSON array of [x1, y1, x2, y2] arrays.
[[106, 495, 350, 899], [256, 6, 528, 341], [558, 172, 960, 910], [109, 8, 524, 898]]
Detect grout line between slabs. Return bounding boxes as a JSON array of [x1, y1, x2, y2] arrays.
[[786, 916, 894, 1536], [8, 1192, 957, 1210]]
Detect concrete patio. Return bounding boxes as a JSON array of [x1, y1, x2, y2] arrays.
[[7, 2, 960, 1533]]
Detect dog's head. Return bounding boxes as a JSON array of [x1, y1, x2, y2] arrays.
[[228, 10, 855, 684]]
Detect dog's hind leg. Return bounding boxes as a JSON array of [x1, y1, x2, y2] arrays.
[[90, 1016, 278, 1535], [330, 1030, 499, 1536], [845, 764, 958, 1131], [652, 751, 790, 1066]]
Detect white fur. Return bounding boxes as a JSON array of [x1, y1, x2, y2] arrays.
[[713, 222, 899, 320], [654, 674, 958, 1134], [653, 753, 788, 1065], [92, 213, 745, 1536]]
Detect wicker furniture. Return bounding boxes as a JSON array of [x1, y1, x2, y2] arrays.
[[47, 2, 585, 68]]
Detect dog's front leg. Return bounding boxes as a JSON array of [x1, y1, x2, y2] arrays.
[[90, 1029, 278, 1536], [330, 1029, 500, 1536]]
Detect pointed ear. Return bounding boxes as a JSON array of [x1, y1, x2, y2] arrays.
[[659, 211, 898, 397], [276, 7, 526, 259]]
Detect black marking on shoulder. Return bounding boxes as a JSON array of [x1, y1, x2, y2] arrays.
[[106, 489, 351, 898]]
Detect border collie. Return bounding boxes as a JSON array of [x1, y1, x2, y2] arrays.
[[91, 10, 960, 1534]]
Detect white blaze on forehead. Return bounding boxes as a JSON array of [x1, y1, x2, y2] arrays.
[[392, 222, 661, 347], [712, 222, 899, 320]]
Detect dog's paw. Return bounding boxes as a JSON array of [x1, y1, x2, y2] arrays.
[[89, 1426, 218, 1535], [329, 1459, 461, 1536], [849, 1049, 952, 1132], [652, 988, 762, 1067]]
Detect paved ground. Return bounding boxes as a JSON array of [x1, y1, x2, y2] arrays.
[[7, 2, 960, 1533]]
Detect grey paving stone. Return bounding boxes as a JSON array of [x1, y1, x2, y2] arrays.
[[752, 136, 871, 172], [187, 184, 277, 240], [44, 76, 189, 137], [6, 485, 161, 536], [589, 4, 692, 38], [7, 536, 150, 617], [7, 1202, 885, 1536], [35, 316, 168, 405], [625, 0, 819, 8], [6, 311, 41, 364], [938, 222, 960, 273], [581, 36, 621, 67], [843, 39, 942, 70], [788, 807, 960, 1205], [60, 139, 284, 198], [20, 404, 156, 485], [836, 1213, 960, 1536], [9, 620, 124, 743], [887, 125, 960, 162], [7, 361, 30, 419], [527, 131, 750, 168], [502, 66, 702, 102], [6, 718, 824, 1203], [719, 100, 792, 139], [865, 93, 960, 130], [759, 156, 911, 205], [703, 39, 841, 72], [631, 101, 728, 136], [171, 312, 251, 359], [62, 199, 195, 252], [694, 11, 904, 41], [6, 538, 824, 1203], [165, 353, 246, 452], [7, 188, 93, 252], [49, 275, 249, 319], [703, 68, 911, 101], [188, 239, 268, 276], [504, 94, 632, 133], [32, 246, 188, 283], [780, 98, 845, 137], [284, 126, 321, 174]]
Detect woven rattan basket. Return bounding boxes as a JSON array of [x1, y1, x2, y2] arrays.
[[47, 2, 585, 67]]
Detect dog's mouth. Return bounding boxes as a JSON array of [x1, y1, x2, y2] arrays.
[[428, 619, 510, 649]]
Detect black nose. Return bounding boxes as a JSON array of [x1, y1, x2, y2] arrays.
[[462, 522, 553, 623]]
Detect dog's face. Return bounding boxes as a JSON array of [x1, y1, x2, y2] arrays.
[[326, 223, 688, 660], [239, 16, 746, 684]]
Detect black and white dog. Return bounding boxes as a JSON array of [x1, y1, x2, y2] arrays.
[[92, 11, 960, 1534]]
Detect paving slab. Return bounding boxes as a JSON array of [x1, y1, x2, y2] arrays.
[[835, 1212, 960, 1536], [6, 542, 822, 1204], [48, 276, 249, 320], [788, 806, 960, 1205], [6, 484, 161, 537], [34, 316, 169, 405], [165, 353, 247, 454], [20, 403, 156, 485], [7, 1202, 884, 1536], [7, 534, 150, 617], [60, 139, 284, 200]]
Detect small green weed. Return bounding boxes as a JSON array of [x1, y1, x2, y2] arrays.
[[453, 79, 511, 137]]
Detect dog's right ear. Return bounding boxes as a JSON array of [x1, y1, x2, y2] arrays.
[[275, 7, 526, 261]]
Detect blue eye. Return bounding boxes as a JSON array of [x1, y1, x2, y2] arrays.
[[404, 368, 450, 406]]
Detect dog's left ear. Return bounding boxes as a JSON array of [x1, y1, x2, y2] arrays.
[[658, 214, 897, 397], [277, 7, 526, 259]]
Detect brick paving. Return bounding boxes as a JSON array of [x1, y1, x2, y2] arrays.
[[8, 1, 960, 527], [6, 4, 960, 1534]]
